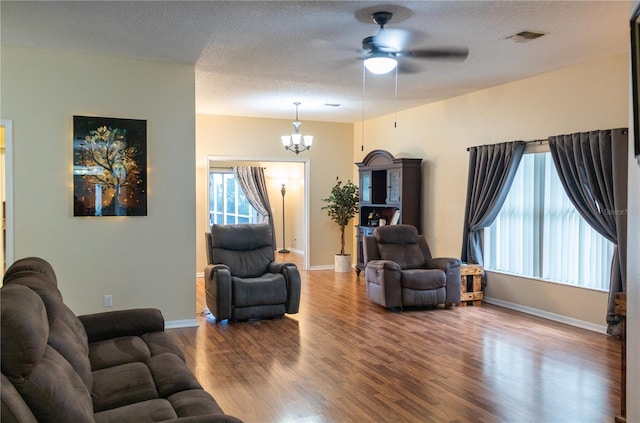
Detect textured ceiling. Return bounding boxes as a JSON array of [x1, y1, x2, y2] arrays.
[[1, 1, 634, 122]]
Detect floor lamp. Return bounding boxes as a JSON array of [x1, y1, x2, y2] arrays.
[[279, 183, 289, 253]]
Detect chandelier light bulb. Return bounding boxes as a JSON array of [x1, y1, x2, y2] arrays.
[[303, 135, 313, 146]]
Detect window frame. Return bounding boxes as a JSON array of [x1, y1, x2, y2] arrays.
[[208, 168, 259, 227], [483, 146, 613, 292]]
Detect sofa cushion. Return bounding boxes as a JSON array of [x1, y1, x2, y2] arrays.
[[168, 390, 225, 417], [401, 269, 446, 291], [141, 332, 186, 361], [375, 224, 418, 244], [48, 312, 93, 390], [13, 346, 94, 423], [1, 286, 93, 423], [402, 286, 446, 307], [377, 242, 426, 269], [1, 374, 38, 423], [374, 225, 427, 269], [1, 285, 49, 379], [88, 336, 152, 371], [232, 274, 287, 307], [91, 362, 158, 412], [2, 256, 58, 286], [3, 265, 93, 390], [210, 223, 274, 278], [94, 398, 178, 423], [147, 353, 202, 397], [5, 274, 64, 327]]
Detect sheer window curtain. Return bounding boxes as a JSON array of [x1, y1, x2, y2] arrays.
[[233, 166, 276, 246], [461, 141, 526, 267], [548, 128, 628, 336]]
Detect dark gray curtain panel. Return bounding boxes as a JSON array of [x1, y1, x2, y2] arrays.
[[233, 166, 276, 246], [461, 141, 526, 266], [548, 128, 628, 336]]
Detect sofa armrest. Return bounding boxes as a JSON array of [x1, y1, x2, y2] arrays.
[[205, 264, 230, 280], [204, 264, 232, 321], [364, 259, 402, 308], [267, 261, 301, 314], [426, 257, 460, 273], [268, 261, 294, 273], [79, 308, 164, 343], [427, 257, 461, 305], [283, 264, 301, 314]]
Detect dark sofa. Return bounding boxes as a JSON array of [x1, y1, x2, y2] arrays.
[[0, 257, 242, 423]]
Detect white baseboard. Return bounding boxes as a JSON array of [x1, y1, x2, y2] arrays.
[[282, 248, 304, 254], [165, 319, 199, 329], [308, 265, 336, 271], [484, 296, 608, 334], [196, 271, 204, 278]]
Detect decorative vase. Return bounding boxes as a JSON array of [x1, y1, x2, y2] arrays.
[[334, 254, 352, 273]]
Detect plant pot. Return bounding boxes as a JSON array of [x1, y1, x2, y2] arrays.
[[334, 254, 352, 273]]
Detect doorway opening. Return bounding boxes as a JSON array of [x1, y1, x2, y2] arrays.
[[206, 157, 309, 270], [0, 120, 13, 279]]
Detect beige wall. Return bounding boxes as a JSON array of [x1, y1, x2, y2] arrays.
[[1, 46, 197, 322], [354, 53, 629, 328], [196, 114, 353, 271]]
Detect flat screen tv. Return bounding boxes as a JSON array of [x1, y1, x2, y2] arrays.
[[632, 3, 640, 163]]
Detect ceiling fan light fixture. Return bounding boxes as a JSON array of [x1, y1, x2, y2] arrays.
[[364, 55, 397, 74]]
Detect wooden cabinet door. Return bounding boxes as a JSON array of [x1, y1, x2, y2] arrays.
[[387, 168, 401, 204], [359, 171, 372, 204]]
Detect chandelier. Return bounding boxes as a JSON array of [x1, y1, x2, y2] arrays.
[[281, 102, 313, 155]]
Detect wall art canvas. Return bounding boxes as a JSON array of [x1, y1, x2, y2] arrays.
[[73, 116, 147, 216]]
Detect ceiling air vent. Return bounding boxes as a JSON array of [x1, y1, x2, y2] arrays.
[[503, 30, 546, 43]]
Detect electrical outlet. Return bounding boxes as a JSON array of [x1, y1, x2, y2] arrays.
[[103, 294, 113, 307]]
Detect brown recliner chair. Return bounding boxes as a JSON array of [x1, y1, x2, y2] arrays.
[[204, 223, 301, 322], [363, 224, 461, 310]]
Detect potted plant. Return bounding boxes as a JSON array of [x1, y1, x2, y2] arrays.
[[321, 177, 359, 272]]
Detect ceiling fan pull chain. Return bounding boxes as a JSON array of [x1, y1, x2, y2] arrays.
[[361, 62, 366, 152], [394, 66, 398, 128]]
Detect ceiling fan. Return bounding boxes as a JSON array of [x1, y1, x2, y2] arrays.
[[361, 11, 469, 74]]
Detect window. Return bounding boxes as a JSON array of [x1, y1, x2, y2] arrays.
[[209, 170, 260, 226], [484, 152, 613, 291]]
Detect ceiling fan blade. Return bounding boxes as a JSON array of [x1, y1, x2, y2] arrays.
[[396, 60, 423, 74], [404, 47, 469, 60], [372, 28, 410, 52]]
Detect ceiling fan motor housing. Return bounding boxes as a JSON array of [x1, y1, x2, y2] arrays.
[[371, 11, 393, 27]]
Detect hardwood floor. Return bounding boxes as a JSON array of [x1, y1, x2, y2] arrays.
[[167, 253, 621, 423]]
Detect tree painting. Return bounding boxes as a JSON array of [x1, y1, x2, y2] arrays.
[[73, 116, 147, 216]]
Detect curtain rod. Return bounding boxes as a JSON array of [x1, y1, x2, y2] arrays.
[[466, 128, 625, 151], [466, 138, 549, 152]]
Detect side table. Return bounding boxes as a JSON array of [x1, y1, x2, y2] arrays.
[[459, 263, 483, 306]]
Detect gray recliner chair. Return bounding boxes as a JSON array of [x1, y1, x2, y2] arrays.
[[204, 223, 301, 322], [363, 224, 461, 310]]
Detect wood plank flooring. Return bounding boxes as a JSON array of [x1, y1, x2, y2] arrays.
[[167, 253, 621, 423]]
